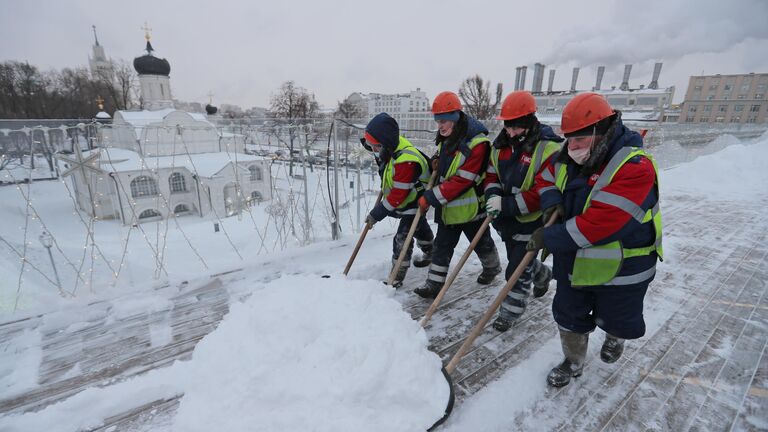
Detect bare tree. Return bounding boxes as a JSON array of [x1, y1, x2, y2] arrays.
[[458, 74, 499, 120], [268, 81, 320, 176]]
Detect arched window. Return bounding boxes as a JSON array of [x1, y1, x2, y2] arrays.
[[169, 172, 187, 193], [131, 176, 159, 198], [139, 209, 161, 219], [174, 204, 190, 215], [249, 165, 262, 181]]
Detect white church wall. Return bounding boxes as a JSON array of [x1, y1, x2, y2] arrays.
[[139, 111, 220, 156], [139, 74, 173, 111]]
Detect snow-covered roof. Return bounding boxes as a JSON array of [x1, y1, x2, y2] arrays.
[[113, 109, 213, 136], [91, 147, 267, 177]]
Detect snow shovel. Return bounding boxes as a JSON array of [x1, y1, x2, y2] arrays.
[[336, 192, 383, 277], [428, 211, 559, 429], [385, 171, 438, 286], [419, 214, 493, 327]]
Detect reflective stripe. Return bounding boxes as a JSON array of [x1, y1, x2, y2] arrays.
[[577, 247, 621, 260], [539, 186, 558, 195], [515, 193, 529, 215], [457, 169, 478, 181], [591, 190, 646, 223], [392, 181, 414, 189], [446, 197, 479, 208], [430, 264, 449, 272], [501, 303, 525, 314], [509, 186, 521, 194], [512, 233, 532, 241], [487, 165, 497, 174], [591, 147, 634, 192], [485, 182, 502, 191], [382, 200, 396, 211], [433, 187, 448, 205], [603, 267, 656, 286], [396, 208, 417, 215], [541, 168, 556, 183], [428, 273, 446, 282], [566, 218, 592, 247], [507, 290, 527, 300]]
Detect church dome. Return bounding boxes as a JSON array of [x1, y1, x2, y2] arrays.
[[133, 41, 170, 76], [205, 104, 218, 115]]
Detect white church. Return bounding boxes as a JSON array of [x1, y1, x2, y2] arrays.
[[65, 31, 271, 225]]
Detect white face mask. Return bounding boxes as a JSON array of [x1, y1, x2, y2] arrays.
[[568, 147, 591, 165]]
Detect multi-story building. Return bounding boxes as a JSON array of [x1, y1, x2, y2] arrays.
[[345, 89, 432, 131], [680, 73, 768, 124]]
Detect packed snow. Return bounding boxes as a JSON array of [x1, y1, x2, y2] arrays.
[[0, 130, 766, 431]]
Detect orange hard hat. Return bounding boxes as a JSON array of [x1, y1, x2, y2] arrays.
[[432, 91, 462, 114], [497, 91, 537, 120], [560, 93, 614, 135]]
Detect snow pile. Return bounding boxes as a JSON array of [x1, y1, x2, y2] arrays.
[[661, 133, 768, 199], [173, 275, 449, 432]]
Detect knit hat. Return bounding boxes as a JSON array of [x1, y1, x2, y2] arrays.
[[503, 113, 537, 130], [563, 115, 613, 138], [434, 110, 461, 122]]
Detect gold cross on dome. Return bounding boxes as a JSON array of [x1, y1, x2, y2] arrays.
[[95, 95, 104, 110], [142, 22, 152, 41]]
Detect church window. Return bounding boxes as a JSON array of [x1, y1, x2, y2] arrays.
[[249, 165, 262, 181], [247, 191, 263, 206], [169, 172, 187, 192], [160, 84, 165, 97], [131, 176, 159, 198], [139, 209, 162, 219], [174, 204, 191, 215]]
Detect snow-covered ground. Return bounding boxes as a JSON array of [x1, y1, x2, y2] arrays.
[[1, 130, 767, 431]]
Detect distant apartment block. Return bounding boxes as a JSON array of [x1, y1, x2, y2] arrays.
[[680, 73, 768, 124], [345, 89, 433, 131]]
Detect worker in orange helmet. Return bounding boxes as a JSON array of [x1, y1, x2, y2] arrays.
[[483, 91, 564, 332], [414, 91, 501, 299], [528, 93, 663, 387]]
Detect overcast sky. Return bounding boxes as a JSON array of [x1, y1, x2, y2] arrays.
[[1, 0, 767, 110]]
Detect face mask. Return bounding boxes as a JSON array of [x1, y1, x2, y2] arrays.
[[568, 147, 591, 165]]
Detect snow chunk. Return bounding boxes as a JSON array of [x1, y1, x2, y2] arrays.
[[173, 275, 449, 432]]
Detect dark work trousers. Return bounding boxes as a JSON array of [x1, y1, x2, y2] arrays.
[[426, 218, 500, 285], [497, 240, 538, 321], [392, 214, 434, 267], [552, 278, 652, 339]]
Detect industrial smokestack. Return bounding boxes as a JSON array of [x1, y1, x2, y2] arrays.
[[514, 67, 521, 91], [570, 67, 580, 92], [620, 64, 632, 91], [519, 66, 528, 91], [649, 62, 663, 89], [547, 69, 556, 93], [532, 63, 545, 93], [593, 66, 605, 91]]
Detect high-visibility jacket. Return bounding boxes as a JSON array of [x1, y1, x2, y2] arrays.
[[553, 147, 663, 286], [381, 136, 430, 215], [435, 134, 489, 225], [489, 139, 561, 224]]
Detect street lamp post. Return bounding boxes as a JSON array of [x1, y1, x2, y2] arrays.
[[39, 231, 65, 297]]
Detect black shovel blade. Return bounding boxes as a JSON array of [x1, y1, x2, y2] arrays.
[[427, 366, 455, 431], [321, 275, 331, 278]]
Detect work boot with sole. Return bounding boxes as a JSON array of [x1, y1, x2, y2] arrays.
[[477, 265, 502, 285], [547, 329, 589, 387], [600, 335, 625, 364]]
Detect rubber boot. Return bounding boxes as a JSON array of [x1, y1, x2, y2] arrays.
[[477, 265, 502, 285], [532, 261, 552, 298], [600, 334, 625, 363], [413, 244, 433, 268], [547, 329, 589, 387], [492, 315, 513, 332], [414, 279, 443, 299], [390, 263, 408, 289]]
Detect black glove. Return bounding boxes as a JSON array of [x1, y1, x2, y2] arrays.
[[526, 227, 545, 251], [365, 213, 377, 227], [542, 204, 564, 224]]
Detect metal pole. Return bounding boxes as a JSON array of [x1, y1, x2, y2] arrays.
[[301, 130, 310, 244], [356, 154, 362, 229], [333, 121, 340, 239], [46, 247, 63, 295]]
